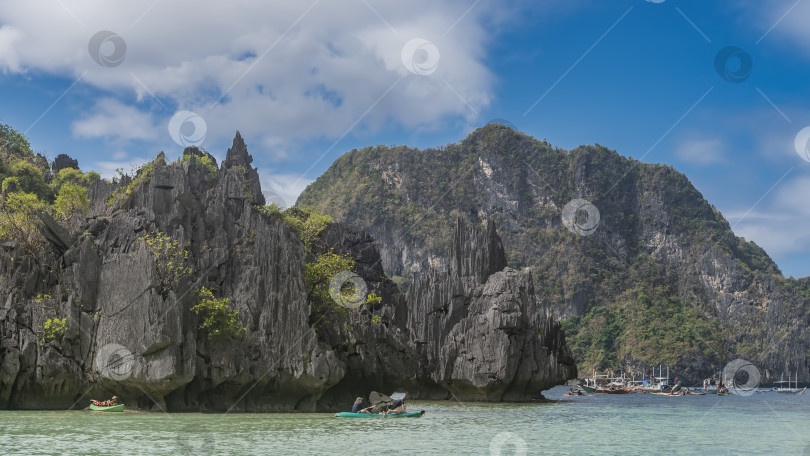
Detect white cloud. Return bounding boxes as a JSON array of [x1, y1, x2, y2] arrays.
[[738, 0, 810, 55], [683, 107, 810, 164], [258, 171, 314, 209], [675, 138, 727, 165], [0, 26, 21, 72], [0, 0, 504, 151], [72, 98, 157, 142], [727, 175, 810, 265]]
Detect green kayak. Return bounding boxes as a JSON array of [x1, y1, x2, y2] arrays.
[[89, 404, 125, 412], [335, 410, 424, 418]]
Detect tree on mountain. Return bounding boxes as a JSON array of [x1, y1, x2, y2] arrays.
[[0, 191, 48, 257], [0, 124, 33, 157], [54, 183, 89, 224], [8, 160, 51, 200]]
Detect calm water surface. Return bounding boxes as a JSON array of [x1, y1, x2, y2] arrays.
[[1, 386, 808, 455]]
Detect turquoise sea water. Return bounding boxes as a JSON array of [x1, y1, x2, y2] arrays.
[[1, 386, 808, 455]]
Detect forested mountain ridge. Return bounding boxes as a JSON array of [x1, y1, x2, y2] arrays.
[[298, 123, 810, 382]]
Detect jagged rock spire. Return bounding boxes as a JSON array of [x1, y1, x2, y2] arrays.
[[448, 216, 507, 284], [223, 131, 253, 169], [407, 215, 576, 401], [220, 131, 264, 205], [52, 154, 79, 173]]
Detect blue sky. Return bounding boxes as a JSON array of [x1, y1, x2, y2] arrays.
[[1, 0, 809, 277]]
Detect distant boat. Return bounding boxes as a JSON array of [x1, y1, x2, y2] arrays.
[[577, 373, 609, 393], [637, 365, 671, 393], [640, 377, 670, 393], [598, 388, 631, 394], [699, 371, 723, 392], [579, 384, 597, 394], [652, 390, 705, 396], [578, 366, 673, 394], [773, 372, 806, 395], [579, 373, 632, 394]]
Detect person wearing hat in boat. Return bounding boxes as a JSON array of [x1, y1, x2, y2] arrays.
[[91, 396, 119, 407], [351, 397, 374, 413], [352, 397, 365, 413]]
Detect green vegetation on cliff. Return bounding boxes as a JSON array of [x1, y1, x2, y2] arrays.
[[256, 203, 382, 323], [0, 124, 246, 342], [192, 287, 246, 339], [0, 124, 95, 256]]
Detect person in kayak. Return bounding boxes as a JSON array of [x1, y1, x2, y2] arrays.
[[352, 397, 367, 413], [352, 397, 362, 413], [352, 397, 375, 413], [91, 396, 119, 407], [383, 398, 406, 415]]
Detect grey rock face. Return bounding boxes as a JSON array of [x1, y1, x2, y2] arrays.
[[306, 222, 422, 409], [52, 154, 79, 174], [221, 132, 264, 207], [407, 217, 576, 401], [0, 133, 574, 410], [0, 134, 339, 411]]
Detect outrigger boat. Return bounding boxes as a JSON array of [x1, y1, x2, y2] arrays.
[[773, 372, 806, 395], [652, 388, 706, 396], [579, 365, 701, 395], [577, 372, 607, 393], [642, 365, 672, 393], [578, 384, 597, 394], [598, 385, 631, 394], [635, 376, 670, 394], [699, 374, 722, 393], [578, 372, 631, 394]]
